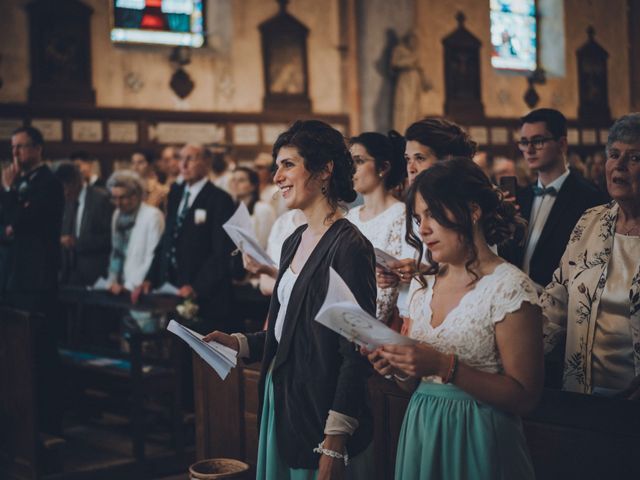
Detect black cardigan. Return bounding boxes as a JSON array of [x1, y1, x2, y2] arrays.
[[245, 218, 376, 468]]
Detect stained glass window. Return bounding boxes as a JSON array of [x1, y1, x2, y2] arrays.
[[490, 0, 537, 71], [111, 0, 204, 47]]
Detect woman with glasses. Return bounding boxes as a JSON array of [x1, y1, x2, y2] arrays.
[[106, 171, 164, 309], [542, 113, 640, 399], [346, 131, 407, 325]]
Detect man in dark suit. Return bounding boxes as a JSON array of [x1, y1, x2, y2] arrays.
[[55, 162, 113, 286], [1, 126, 65, 434], [1, 126, 65, 311], [137, 144, 236, 333], [500, 109, 607, 287]]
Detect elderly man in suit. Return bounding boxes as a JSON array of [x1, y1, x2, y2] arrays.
[[55, 162, 113, 286], [500, 109, 607, 287], [137, 144, 236, 333]]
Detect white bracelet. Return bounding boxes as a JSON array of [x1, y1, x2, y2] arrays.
[[313, 440, 349, 466], [393, 372, 411, 382]]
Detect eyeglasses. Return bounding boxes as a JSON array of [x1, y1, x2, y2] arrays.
[[515, 137, 556, 151], [110, 193, 133, 203]]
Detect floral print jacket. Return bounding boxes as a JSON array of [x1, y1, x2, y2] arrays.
[[541, 202, 640, 394]]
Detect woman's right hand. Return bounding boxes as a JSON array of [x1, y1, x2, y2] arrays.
[[202, 331, 239, 352], [361, 346, 394, 377]]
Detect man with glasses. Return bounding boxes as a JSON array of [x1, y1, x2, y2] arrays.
[[1, 126, 65, 434], [500, 108, 606, 287]]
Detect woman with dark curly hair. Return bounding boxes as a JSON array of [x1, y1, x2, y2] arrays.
[[366, 158, 542, 479], [205, 120, 376, 479]]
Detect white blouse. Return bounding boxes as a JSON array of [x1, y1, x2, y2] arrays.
[[274, 266, 299, 343], [346, 202, 408, 323]]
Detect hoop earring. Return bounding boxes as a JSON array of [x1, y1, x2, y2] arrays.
[[321, 184, 327, 195]]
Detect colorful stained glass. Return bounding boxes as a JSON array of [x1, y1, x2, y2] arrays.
[[490, 0, 537, 71], [111, 0, 204, 47]]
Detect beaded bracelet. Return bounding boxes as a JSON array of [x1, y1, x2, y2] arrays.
[[443, 354, 459, 384], [313, 440, 350, 466]]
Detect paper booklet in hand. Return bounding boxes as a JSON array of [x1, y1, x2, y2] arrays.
[[167, 320, 237, 380], [374, 248, 400, 273], [222, 202, 276, 267], [314, 268, 416, 350]]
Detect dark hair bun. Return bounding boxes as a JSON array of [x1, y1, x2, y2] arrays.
[[349, 130, 407, 191]]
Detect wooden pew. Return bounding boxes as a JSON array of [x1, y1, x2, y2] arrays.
[[195, 363, 640, 479], [0, 307, 39, 480]]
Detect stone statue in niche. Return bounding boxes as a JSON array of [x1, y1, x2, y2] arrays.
[[577, 26, 611, 122], [391, 31, 431, 133], [442, 12, 484, 122], [27, 0, 96, 105], [259, 0, 311, 112], [268, 34, 305, 94]]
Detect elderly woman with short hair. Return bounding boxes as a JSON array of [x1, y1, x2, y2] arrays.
[[542, 113, 640, 399], [106, 171, 164, 305]]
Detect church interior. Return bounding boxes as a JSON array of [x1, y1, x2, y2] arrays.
[[1, 1, 639, 479]]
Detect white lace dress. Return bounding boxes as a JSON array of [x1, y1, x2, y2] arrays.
[[407, 262, 540, 376], [346, 202, 407, 323], [396, 262, 540, 480]]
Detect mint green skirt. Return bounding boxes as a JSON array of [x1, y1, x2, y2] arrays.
[[256, 369, 374, 480], [395, 382, 535, 480]]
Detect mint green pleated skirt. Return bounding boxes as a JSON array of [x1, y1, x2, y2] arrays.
[[395, 382, 535, 480], [256, 369, 374, 480]]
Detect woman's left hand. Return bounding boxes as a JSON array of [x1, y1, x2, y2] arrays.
[[379, 343, 449, 379], [317, 435, 347, 480]]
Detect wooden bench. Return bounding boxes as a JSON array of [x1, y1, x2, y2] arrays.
[[194, 361, 640, 479], [57, 287, 185, 462]]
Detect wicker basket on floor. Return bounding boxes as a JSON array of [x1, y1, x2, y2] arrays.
[[189, 458, 250, 479]]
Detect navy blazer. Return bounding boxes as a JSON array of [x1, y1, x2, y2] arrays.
[[499, 171, 607, 286], [245, 219, 376, 469], [147, 180, 235, 331]]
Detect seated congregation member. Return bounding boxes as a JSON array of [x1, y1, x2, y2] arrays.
[[55, 163, 113, 286], [131, 149, 169, 210], [205, 120, 376, 480], [499, 108, 607, 288], [137, 144, 236, 333], [377, 117, 477, 317], [346, 131, 407, 325], [106, 171, 164, 298], [541, 113, 640, 398], [367, 158, 542, 480], [229, 166, 276, 249]]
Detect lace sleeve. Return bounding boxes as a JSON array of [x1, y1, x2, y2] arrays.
[[490, 267, 541, 324]]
